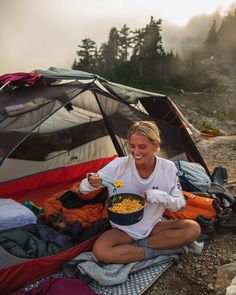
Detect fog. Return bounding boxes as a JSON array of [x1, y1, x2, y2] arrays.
[[0, 0, 235, 74], [162, 12, 222, 56]]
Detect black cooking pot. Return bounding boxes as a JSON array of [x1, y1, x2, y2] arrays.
[[105, 193, 146, 225]]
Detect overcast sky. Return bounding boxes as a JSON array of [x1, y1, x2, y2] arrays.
[[1, 0, 236, 74]]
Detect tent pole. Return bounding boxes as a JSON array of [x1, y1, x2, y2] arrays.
[[94, 92, 125, 157]]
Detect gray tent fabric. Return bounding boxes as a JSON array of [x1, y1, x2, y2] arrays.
[[0, 245, 31, 269], [34, 67, 101, 81]]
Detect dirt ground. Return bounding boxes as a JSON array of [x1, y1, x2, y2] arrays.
[[145, 135, 236, 295]]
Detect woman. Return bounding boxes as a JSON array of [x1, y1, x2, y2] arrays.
[[80, 121, 201, 263]]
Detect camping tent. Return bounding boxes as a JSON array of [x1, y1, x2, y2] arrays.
[[0, 67, 206, 293], [0, 67, 206, 188]]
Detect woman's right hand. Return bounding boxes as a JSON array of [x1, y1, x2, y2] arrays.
[[88, 173, 102, 188]]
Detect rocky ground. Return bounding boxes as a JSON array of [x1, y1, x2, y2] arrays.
[[144, 136, 236, 294]]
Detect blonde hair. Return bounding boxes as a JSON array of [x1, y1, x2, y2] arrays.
[[128, 121, 161, 151]]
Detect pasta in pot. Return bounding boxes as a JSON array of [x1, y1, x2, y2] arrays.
[[109, 198, 143, 213]]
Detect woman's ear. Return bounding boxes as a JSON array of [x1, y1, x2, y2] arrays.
[[154, 143, 160, 154]]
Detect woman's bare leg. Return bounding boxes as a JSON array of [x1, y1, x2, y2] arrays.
[[92, 220, 200, 264], [147, 219, 201, 249], [92, 228, 145, 264]]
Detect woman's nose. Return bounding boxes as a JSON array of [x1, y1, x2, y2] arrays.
[[133, 146, 140, 154]]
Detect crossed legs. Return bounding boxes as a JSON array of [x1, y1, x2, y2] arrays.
[[92, 219, 201, 264]]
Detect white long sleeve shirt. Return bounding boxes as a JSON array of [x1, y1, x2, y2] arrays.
[[80, 155, 186, 240]]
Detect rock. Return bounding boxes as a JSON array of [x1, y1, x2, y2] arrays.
[[207, 283, 214, 291], [215, 263, 236, 295], [177, 264, 183, 270], [226, 275, 236, 295]]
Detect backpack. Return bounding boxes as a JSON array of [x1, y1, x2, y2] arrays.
[[174, 160, 211, 192], [174, 160, 235, 208]]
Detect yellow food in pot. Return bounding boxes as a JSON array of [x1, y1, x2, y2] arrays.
[[110, 198, 143, 213]]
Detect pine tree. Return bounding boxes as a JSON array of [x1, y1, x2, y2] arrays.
[[75, 38, 97, 72], [130, 28, 145, 78], [142, 16, 164, 59], [119, 25, 132, 62], [136, 16, 164, 86], [98, 27, 120, 79]]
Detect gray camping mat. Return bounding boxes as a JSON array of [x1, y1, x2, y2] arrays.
[[89, 260, 174, 295], [22, 260, 173, 295]]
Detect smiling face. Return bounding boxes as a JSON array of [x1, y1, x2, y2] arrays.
[[128, 133, 158, 166]]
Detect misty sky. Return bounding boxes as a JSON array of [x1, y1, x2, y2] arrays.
[[1, 0, 236, 74]]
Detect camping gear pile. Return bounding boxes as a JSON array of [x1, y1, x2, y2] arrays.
[[0, 68, 235, 294], [172, 161, 236, 234]]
